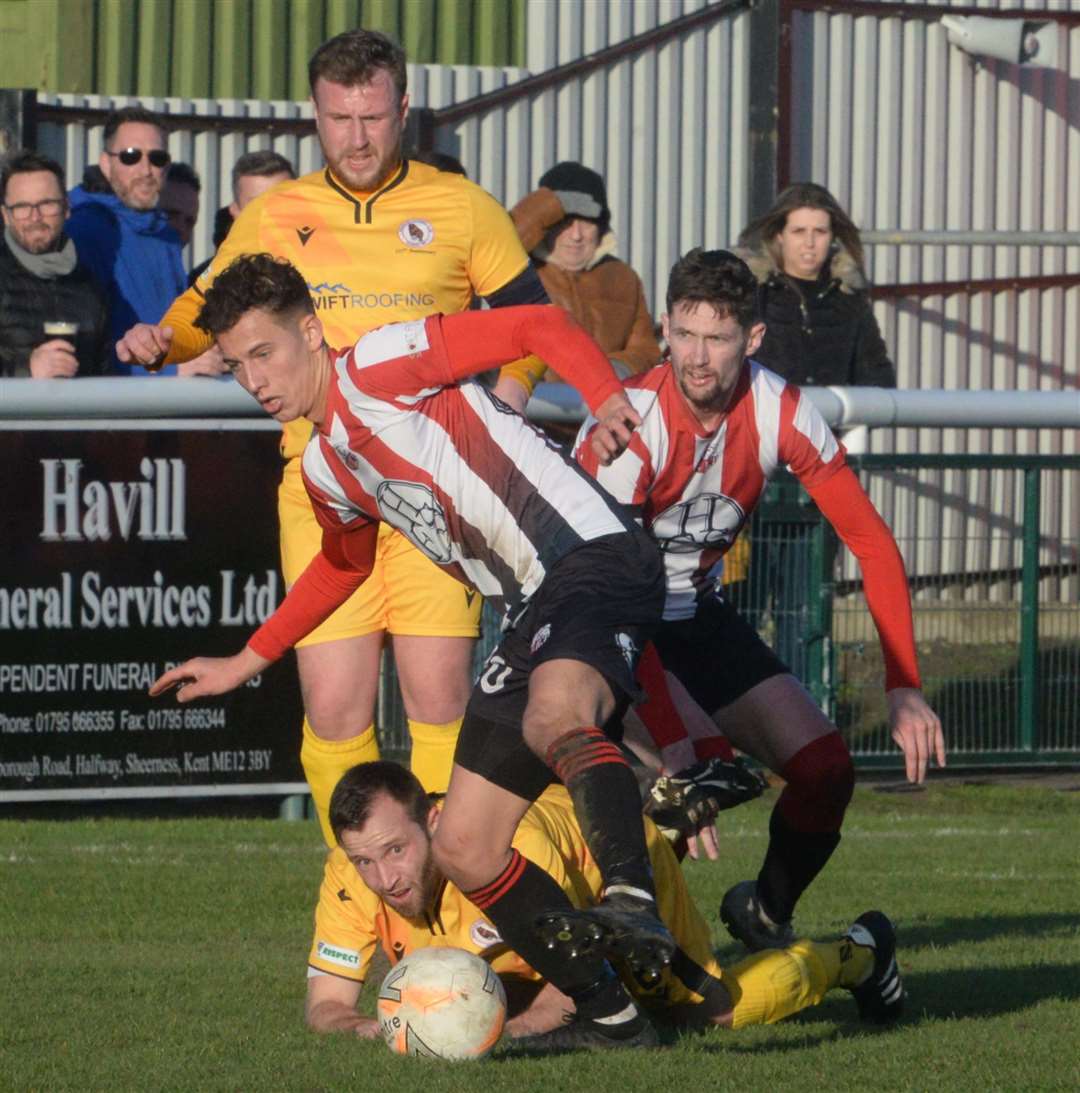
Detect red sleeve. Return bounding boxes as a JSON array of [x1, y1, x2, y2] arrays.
[[433, 306, 623, 413], [247, 522, 378, 661], [805, 465, 921, 692]]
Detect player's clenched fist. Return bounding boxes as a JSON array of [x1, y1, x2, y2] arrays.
[[149, 647, 270, 703], [116, 323, 174, 370]]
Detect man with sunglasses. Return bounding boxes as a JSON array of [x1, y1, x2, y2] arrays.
[[0, 150, 108, 377], [67, 105, 185, 375]]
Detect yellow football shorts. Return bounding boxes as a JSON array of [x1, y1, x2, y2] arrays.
[[278, 458, 483, 648]]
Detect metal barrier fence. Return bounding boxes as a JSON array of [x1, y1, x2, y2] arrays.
[[375, 453, 1080, 770], [835, 455, 1079, 768]]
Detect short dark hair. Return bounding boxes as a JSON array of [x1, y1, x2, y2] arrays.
[[308, 29, 407, 102], [666, 248, 759, 329], [231, 150, 296, 196], [328, 761, 432, 843], [165, 161, 200, 192], [102, 105, 166, 149], [195, 253, 313, 337], [1, 150, 65, 204]]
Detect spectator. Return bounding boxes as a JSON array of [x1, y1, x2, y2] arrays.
[[77, 164, 112, 194], [0, 150, 108, 377], [160, 161, 200, 249], [510, 161, 661, 381], [736, 182, 894, 388], [733, 183, 894, 679], [66, 104, 185, 375], [190, 149, 295, 284], [158, 161, 228, 379]]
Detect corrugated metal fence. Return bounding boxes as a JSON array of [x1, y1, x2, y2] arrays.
[[776, 0, 1079, 601]]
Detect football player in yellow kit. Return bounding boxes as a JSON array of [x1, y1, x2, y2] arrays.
[[305, 762, 905, 1047], [117, 31, 547, 843]]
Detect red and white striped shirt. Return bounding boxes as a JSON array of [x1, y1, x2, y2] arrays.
[[250, 307, 636, 662], [300, 307, 631, 621], [575, 360, 920, 691]]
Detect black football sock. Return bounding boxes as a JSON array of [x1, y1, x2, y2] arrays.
[[545, 727, 657, 901], [463, 849, 633, 1019], [756, 806, 841, 924]]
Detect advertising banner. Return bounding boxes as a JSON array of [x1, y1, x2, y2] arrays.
[[0, 424, 304, 801]]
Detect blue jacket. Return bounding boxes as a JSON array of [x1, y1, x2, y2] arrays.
[[67, 187, 186, 375]]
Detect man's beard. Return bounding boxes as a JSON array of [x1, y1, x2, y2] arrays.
[[114, 176, 161, 211], [14, 225, 62, 255], [676, 369, 727, 413], [386, 854, 440, 918], [329, 142, 400, 192]]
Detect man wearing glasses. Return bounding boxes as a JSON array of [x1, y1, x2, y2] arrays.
[[67, 105, 186, 375], [0, 150, 108, 378]]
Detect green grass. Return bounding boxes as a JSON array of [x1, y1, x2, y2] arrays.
[[3, 784, 1080, 1092]]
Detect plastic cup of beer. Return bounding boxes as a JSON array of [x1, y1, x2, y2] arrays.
[[43, 320, 79, 347]]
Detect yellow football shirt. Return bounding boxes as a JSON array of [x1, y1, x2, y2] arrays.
[[307, 785, 723, 1008], [162, 159, 537, 457]]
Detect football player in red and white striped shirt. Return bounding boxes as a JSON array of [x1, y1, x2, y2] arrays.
[[577, 248, 944, 954], [150, 253, 675, 1050]]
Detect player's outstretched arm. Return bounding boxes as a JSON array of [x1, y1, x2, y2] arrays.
[[305, 973, 379, 1038], [151, 525, 377, 703], [436, 306, 623, 415], [888, 687, 946, 784], [805, 466, 946, 782], [149, 646, 269, 703]]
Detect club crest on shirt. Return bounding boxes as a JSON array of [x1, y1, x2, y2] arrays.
[[530, 623, 552, 655], [334, 445, 360, 471], [376, 480, 453, 564], [398, 219, 435, 248], [651, 493, 745, 553], [469, 919, 503, 949]]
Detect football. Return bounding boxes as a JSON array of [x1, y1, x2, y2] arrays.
[[376, 947, 507, 1060]]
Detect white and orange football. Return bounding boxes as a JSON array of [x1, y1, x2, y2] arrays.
[[377, 947, 507, 1060]]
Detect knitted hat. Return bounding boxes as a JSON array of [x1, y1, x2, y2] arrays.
[[538, 161, 610, 233]]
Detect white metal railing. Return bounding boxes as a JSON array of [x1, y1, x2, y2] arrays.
[[3, 378, 1079, 430]]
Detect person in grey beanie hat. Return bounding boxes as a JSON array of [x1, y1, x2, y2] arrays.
[[538, 161, 611, 237], [511, 161, 660, 389]]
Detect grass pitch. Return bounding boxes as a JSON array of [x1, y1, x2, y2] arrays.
[[3, 782, 1079, 1092]]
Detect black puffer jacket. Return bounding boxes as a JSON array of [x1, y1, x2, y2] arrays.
[[0, 235, 110, 377], [738, 244, 895, 388]]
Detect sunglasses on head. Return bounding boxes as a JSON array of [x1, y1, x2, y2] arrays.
[[106, 147, 171, 168]]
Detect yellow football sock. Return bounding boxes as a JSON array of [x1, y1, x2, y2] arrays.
[[407, 716, 463, 794], [300, 719, 379, 848], [725, 938, 867, 1029]]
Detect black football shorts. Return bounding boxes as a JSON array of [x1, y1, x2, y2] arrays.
[[651, 589, 789, 716], [453, 529, 664, 801]]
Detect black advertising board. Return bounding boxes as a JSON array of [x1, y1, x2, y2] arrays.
[[0, 424, 305, 801]]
